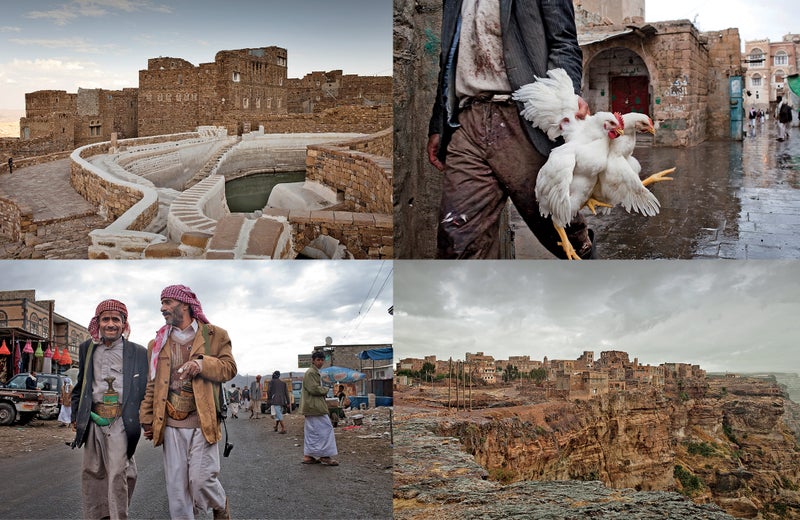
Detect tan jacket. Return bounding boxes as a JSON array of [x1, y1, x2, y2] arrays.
[[140, 322, 237, 446], [300, 365, 330, 416]]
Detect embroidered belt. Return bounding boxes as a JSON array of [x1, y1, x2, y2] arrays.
[[166, 385, 197, 421]]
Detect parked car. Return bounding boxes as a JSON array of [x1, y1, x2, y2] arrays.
[[0, 386, 44, 425], [2, 373, 70, 420]]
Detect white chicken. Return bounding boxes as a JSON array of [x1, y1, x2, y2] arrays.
[[513, 68, 625, 259], [532, 111, 625, 259]]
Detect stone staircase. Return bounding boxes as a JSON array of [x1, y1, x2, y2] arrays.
[[182, 138, 241, 190], [142, 188, 181, 234]]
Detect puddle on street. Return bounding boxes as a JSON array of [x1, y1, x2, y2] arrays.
[[584, 124, 800, 259]]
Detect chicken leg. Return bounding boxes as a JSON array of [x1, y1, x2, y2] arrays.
[[641, 167, 676, 187], [584, 197, 613, 215], [554, 223, 581, 260]]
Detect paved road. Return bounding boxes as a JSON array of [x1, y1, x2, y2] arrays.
[[514, 123, 800, 259], [0, 413, 392, 519]]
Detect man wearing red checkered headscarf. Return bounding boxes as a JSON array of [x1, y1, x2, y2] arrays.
[[140, 285, 237, 519], [70, 299, 148, 519]]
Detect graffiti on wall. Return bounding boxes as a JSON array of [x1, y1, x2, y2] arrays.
[[663, 75, 689, 99]]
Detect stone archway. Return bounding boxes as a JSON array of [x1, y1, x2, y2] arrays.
[[584, 46, 651, 116]]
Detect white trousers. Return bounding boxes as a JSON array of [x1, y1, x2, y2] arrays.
[[82, 419, 136, 520], [162, 426, 227, 519]]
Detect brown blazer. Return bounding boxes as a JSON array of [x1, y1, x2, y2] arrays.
[[139, 322, 237, 446]]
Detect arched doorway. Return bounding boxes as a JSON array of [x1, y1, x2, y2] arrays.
[[585, 47, 651, 116]]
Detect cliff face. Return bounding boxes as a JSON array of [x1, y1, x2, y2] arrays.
[[435, 378, 800, 519]]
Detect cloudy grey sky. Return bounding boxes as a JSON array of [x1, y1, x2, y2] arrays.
[[394, 261, 800, 375], [0, 0, 391, 110], [0, 260, 393, 376], [647, 0, 796, 45]]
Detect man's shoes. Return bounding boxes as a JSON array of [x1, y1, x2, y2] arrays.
[[274, 424, 278, 431], [213, 498, 230, 520], [777, 137, 785, 141]]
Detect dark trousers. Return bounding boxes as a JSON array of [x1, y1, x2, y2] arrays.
[[436, 101, 590, 259]]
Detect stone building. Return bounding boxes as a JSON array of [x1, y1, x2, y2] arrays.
[[138, 47, 288, 137], [19, 87, 138, 148], [7, 45, 390, 161], [286, 70, 391, 113], [0, 290, 88, 381], [743, 34, 800, 114], [465, 351, 497, 384]]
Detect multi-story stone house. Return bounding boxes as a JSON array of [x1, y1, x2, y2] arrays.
[[743, 34, 800, 113]]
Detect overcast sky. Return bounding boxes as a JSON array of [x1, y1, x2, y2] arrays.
[[646, 0, 796, 45], [394, 261, 800, 376], [0, 260, 393, 376], [0, 0, 391, 110]]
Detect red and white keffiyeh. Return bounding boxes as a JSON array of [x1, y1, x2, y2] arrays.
[[150, 285, 210, 379], [88, 299, 130, 343]]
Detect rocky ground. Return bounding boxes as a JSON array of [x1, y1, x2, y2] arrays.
[[393, 404, 736, 520], [393, 382, 800, 519]]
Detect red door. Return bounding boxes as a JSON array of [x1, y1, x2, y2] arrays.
[[610, 76, 650, 115]]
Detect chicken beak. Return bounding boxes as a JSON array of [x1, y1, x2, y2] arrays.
[[646, 126, 656, 135], [615, 127, 625, 136]]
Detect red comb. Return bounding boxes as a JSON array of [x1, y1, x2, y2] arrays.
[[614, 112, 624, 129]]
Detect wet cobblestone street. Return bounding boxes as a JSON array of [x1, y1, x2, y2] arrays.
[[515, 123, 800, 259]]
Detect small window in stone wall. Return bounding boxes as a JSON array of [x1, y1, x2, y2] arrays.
[[243, 98, 249, 109], [233, 72, 241, 83], [176, 94, 181, 102], [267, 98, 272, 109], [0, 310, 7, 327], [752, 75, 762, 87], [256, 98, 261, 109], [158, 93, 163, 102], [192, 93, 197, 101], [178, 73, 183, 85], [166, 93, 172, 102], [146, 94, 152, 102]]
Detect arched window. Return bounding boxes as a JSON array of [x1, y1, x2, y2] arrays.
[[29, 312, 39, 334], [0, 310, 7, 327], [748, 48, 765, 67], [774, 50, 788, 66], [751, 73, 762, 87]]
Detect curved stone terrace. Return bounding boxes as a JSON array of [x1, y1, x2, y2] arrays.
[[0, 126, 392, 259]]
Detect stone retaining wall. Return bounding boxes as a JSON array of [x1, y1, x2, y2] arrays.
[[265, 208, 393, 259], [71, 133, 201, 258], [306, 128, 392, 215], [0, 196, 26, 241]]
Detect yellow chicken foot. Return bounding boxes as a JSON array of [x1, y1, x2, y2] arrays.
[[554, 223, 581, 260], [641, 167, 676, 187], [583, 197, 612, 215]]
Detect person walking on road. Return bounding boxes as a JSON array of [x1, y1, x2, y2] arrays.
[[249, 375, 262, 419], [140, 285, 237, 520], [7, 157, 12, 174], [268, 371, 290, 434], [70, 299, 148, 520], [228, 383, 240, 419], [777, 95, 793, 141], [300, 351, 338, 466]]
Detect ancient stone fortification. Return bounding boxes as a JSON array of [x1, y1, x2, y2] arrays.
[[138, 48, 288, 137], [286, 70, 392, 113], [424, 377, 800, 519], [7, 46, 391, 161]]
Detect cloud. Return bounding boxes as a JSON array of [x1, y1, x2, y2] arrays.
[[394, 261, 800, 375], [26, 1, 174, 26], [0, 26, 23, 33], [8, 37, 114, 54]]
